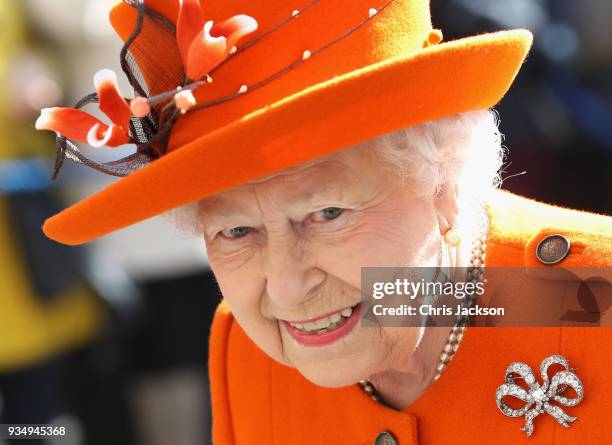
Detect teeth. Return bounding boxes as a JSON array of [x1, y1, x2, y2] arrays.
[[302, 321, 318, 331], [289, 304, 357, 333], [316, 318, 331, 329]]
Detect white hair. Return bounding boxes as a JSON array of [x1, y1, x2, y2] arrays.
[[373, 108, 505, 201], [164, 109, 506, 237]]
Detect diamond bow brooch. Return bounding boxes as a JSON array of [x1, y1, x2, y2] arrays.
[[495, 354, 584, 437]]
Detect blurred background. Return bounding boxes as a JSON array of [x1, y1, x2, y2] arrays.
[[0, 0, 610, 444], [432, 0, 612, 213]]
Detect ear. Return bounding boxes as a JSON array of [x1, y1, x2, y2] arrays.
[[433, 184, 459, 235]]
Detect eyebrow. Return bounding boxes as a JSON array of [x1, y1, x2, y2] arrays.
[[198, 185, 352, 220], [286, 187, 343, 206], [196, 199, 253, 221]]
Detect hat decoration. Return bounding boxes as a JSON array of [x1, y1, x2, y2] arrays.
[[36, 0, 531, 245], [34, 0, 395, 179]]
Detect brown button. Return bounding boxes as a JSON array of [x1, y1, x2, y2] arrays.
[[374, 431, 398, 445], [536, 234, 571, 265]]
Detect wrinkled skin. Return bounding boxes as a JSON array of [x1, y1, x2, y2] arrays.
[[199, 140, 459, 399]]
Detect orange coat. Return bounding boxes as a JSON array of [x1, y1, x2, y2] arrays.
[[208, 190, 612, 444]]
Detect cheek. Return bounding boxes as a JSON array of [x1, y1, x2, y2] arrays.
[[320, 211, 436, 276], [205, 238, 262, 299], [209, 256, 262, 321], [209, 255, 291, 365]]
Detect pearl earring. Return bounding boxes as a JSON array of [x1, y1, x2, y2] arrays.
[[443, 223, 461, 247]]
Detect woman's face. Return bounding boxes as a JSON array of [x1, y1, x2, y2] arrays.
[[199, 141, 451, 387]]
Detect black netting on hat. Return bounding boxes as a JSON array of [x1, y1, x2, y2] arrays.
[[51, 90, 157, 178], [121, 0, 183, 108], [51, 0, 184, 179]]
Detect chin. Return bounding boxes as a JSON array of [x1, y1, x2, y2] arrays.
[[298, 367, 360, 388], [293, 357, 375, 389]]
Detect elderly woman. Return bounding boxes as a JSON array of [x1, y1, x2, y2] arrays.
[[37, 0, 611, 443]]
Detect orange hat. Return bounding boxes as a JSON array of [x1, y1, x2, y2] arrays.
[[39, 0, 532, 245]]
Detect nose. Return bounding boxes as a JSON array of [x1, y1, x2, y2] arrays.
[[263, 226, 325, 309]]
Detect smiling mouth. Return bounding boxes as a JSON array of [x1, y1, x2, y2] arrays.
[[284, 303, 360, 335]]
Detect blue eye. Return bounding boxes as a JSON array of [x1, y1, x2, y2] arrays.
[[313, 207, 344, 222], [221, 226, 253, 239]]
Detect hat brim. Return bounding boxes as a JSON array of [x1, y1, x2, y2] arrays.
[[43, 29, 532, 245]]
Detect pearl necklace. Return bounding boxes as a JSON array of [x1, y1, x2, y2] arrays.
[[359, 203, 490, 403]]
